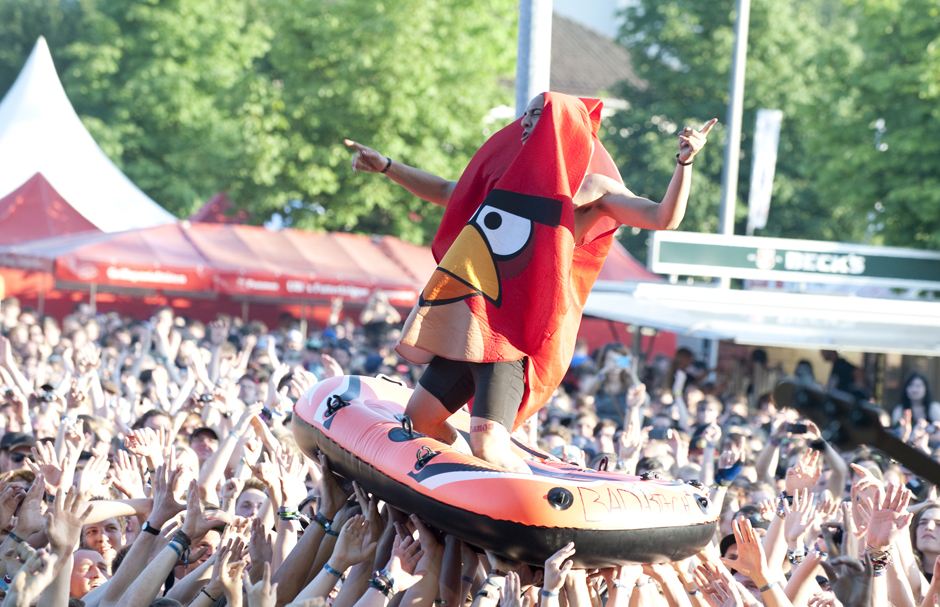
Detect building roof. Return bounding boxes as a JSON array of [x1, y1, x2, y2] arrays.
[[550, 13, 646, 98], [0, 38, 175, 233]]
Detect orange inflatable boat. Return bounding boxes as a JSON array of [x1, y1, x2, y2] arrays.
[[293, 375, 718, 567]]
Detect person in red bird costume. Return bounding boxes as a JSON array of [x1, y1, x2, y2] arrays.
[[346, 93, 716, 472]]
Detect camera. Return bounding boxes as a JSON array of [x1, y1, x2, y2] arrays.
[[786, 422, 808, 434], [649, 428, 671, 441], [0, 386, 13, 400], [198, 393, 215, 404], [39, 390, 56, 403]]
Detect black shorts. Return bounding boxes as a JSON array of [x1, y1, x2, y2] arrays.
[[417, 356, 525, 431]]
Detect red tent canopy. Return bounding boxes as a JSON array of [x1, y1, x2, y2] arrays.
[[0, 172, 100, 243], [596, 239, 662, 282], [0, 222, 436, 306]]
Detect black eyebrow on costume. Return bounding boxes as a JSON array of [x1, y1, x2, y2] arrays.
[[480, 189, 562, 227]]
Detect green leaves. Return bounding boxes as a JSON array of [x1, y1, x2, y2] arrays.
[[0, 0, 515, 242]]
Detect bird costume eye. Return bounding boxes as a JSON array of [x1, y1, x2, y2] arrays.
[[473, 205, 533, 258]]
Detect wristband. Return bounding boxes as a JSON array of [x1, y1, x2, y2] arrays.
[[229, 430, 239, 440], [7, 532, 24, 544], [173, 529, 193, 548], [689, 589, 702, 596], [43, 492, 55, 504], [758, 581, 777, 593], [324, 562, 344, 578], [434, 600, 449, 605], [167, 540, 184, 560], [613, 579, 630, 589], [676, 154, 693, 166], [714, 461, 743, 487], [461, 575, 474, 584], [635, 578, 649, 587], [326, 528, 340, 537], [313, 511, 332, 531], [201, 588, 218, 602], [381, 157, 393, 174], [489, 568, 508, 577], [540, 590, 559, 598], [786, 549, 806, 564], [482, 579, 501, 589]]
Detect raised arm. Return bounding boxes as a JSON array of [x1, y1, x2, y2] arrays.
[[345, 140, 456, 207], [573, 119, 717, 236]]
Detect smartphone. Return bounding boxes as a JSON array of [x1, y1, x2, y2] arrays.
[[616, 355, 632, 368], [787, 422, 808, 434], [649, 428, 671, 441]]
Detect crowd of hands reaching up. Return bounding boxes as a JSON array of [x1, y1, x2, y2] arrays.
[[1, 430, 937, 607]]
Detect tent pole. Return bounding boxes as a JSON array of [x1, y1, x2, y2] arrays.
[[37, 276, 45, 317], [300, 300, 308, 337], [89, 283, 97, 314]]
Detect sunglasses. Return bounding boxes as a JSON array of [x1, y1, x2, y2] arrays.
[[10, 453, 33, 464]]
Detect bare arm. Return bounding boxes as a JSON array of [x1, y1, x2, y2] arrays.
[[345, 139, 456, 207]]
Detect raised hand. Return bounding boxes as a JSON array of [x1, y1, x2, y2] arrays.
[[180, 480, 225, 542], [786, 449, 822, 494], [12, 473, 47, 537], [44, 487, 93, 554], [278, 449, 310, 510], [248, 562, 279, 607], [218, 543, 249, 607], [386, 525, 426, 593], [677, 119, 718, 163], [109, 450, 146, 499], [4, 547, 61, 607], [26, 441, 69, 495], [248, 517, 274, 584], [149, 463, 186, 528], [544, 542, 576, 593], [719, 517, 771, 585], [77, 448, 111, 499], [0, 483, 25, 529], [819, 555, 873, 607], [345, 139, 391, 174], [500, 571, 533, 607], [866, 483, 913, 549], [320, 353, 344, 379], [784, 489, 820, 545], [319, 454, 349, 519], [331, 514, 379, 570]]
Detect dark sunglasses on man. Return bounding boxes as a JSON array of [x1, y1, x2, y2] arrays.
[[9, 453, 33, 464]]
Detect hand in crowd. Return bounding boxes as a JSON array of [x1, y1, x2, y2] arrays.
[[820, 555, 873, 607], [3, 545, 62, 607], [786, 449, 821, 495]]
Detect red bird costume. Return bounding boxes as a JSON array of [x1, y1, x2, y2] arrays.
[[397, 92, 622, 430]]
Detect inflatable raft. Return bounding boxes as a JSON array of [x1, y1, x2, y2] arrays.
[[293, 375, 717, 567]]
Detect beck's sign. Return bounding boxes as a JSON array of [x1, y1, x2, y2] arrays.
[[649, 232, 940, 290]]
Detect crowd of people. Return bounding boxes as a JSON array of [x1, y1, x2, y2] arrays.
[[0, 295, 938, 607]]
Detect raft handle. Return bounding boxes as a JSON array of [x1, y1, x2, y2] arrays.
[[640, 471, 661, 481], [696, 496, 710, 511], [402, 416, 414, 438], [597, 456, 609, 472], [325, 394, 351, 417], [377, 374, 406, 387], [415, 445, 440, 470], [687, 479, 704, 490]]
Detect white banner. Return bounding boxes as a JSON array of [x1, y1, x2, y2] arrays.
[[747, 109, 783, 231]]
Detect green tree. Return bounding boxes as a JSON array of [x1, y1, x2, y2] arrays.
[[253, 0, 517, 242], [605, 0, 865, 261], [61, 0, 275, 218], [810, 0, 940, 249]]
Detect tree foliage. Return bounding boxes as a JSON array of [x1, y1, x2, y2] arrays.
[[603, 0, 875, 261], [0, 0, 516, 241]]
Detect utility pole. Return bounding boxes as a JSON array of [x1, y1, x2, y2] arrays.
[[515, 0, 553, 118], [711, 0, 750, 368], [718, 0, 750, 241]]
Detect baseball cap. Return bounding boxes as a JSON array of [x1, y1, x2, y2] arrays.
[[0, 432, 37, 451]]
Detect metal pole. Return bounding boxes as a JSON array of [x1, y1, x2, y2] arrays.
[[300, 300, 308, 338], [515, 0, 553, 118], [718, 0, 751, 238], [89, 283, 96, 314]]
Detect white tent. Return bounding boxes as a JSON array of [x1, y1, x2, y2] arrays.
[[585, 281, 940, 356], [0, 37, 175, 232]]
